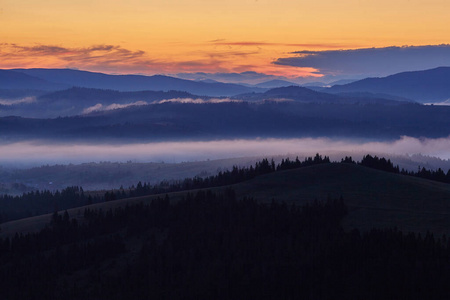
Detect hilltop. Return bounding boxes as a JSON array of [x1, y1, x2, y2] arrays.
[[2, 162, 450, 237], [1, 159, 450, 299]]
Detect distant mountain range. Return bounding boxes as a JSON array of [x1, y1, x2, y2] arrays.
[[1, 84, 410, 118], [0, 87, 207, 118], [8, 68, 266, 97], [236, 85, 411, 105], [2, 67, 450, 102], [326, 67, 450, 103], [254, 79, 299, 88], [0, 70, 68, 91]]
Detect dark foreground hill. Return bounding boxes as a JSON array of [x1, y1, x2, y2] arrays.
[[233, 163, 450, 235], [1, 163, 450, 299]]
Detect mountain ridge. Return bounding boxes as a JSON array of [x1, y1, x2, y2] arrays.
[[10, 68, 266, 97], [327, 66, 450, 102], [0, 69, 69, 91]]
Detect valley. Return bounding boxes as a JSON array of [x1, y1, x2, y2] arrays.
[[1, 66, 450, 299]]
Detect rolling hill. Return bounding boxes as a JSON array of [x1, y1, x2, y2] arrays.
[[2, 163, 450, 237], [233, 163, 450, 235], [3, 97, 450, 141]]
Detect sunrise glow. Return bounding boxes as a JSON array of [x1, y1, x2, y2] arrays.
[[1, 0, 450, 77]]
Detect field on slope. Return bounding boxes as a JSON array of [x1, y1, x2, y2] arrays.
[[233, 163, 450, 235], [2, 163, 450, 237]]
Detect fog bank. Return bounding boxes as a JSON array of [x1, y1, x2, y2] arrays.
[[0, 136, 449, 168], [0, 96, 36, 106]]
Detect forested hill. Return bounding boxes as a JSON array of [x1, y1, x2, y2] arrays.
[[2, 101, 450, 141], [39, 87, 200, 104], [2, 155, 450, 236], [1, 155, 450, 298], [0, 186, 450, 299]]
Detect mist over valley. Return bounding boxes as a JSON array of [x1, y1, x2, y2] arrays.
[[1, 67, 450, 299], [2, 67, 450, 191], [4, 1, 450, 297]]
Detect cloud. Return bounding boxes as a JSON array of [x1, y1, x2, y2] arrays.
[[273, 45, 450, 77], [0, 42, 275, 75], [0, 43, 232, 74], [154, 98, 241, 104], [82, 101, 147, 114], [0, 97, 36, 106], [82, 104, 103, 114], [424, 100, 450, 106], [0, 43, 154, 71], [0, 136, 450, 167], [0, 41, 325, 78], [82, 98, 242, 113]]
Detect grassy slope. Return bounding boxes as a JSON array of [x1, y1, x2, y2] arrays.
[[233, 163, 450, 235], [2, 163, 450, 237]]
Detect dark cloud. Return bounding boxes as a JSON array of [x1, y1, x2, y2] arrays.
[[0, 43, 261, 74], [0, 43, 212, 73], [274, 45, 450, 77], [0, 43, 149, 63], [18, 45, 70, 55]]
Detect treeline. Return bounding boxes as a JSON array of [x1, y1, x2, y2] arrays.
[[342, 154, 450, 183], [0, 186, 95, 223], [1, 153, 449, 224], [121, 153, 331, 199], [0, 190, 449, 299], [0, 154, 287, 222]]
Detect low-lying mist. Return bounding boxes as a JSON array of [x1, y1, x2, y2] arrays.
[[81, 98, 241, 115], [1, 136, 450, 168], [0, 96, 36, 106]]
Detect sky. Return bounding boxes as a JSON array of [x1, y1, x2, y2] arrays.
[[1, 0, 450, 81]]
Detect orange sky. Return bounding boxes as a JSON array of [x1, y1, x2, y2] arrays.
[[1, 0, 449, 77]]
